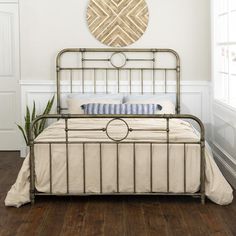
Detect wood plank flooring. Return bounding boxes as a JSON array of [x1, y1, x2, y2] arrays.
[[0, 151, 235, 236]]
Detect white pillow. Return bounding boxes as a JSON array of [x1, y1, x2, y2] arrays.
[[124, 95, 176, 114], [156, 101, 176, 114], [124, 94, 175, 103], [67, 94, 123, 114]]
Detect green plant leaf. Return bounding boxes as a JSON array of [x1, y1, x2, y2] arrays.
[[25, 106, 31, 144], [34, 121, 39, 138], [17, 96, 55, 144], [31, 101, 36, 122], [38, 96, 54, 134], [16, 124, 28, 145], [38, 101, 50, 134]]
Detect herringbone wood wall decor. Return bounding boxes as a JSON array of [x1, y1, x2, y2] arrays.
[[87, 0, 149, 47]]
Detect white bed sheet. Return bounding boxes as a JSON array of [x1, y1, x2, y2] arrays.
[[5, 118, 233, 207]]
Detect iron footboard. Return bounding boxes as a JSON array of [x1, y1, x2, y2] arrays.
[[29, 114, 205, 205]]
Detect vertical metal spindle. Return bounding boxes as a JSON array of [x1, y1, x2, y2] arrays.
[[152, 52, 155, 94], [94, 69, 96, 94], [117, 69, 120, 93], [100, 143, 102, 193], [150, 143, 153, 192], [70, 70, 73, 93], [83, 143, 86, 193], [184, 143, 186, 193], [49, 143, 52, 194], [129, 69, 132, 94], [105, 69, 108, 94], [65, 119, 69, 194], [167, 118, 170, 193], [133, 143, 136, 193], [116, 143, 119, 193], [141, 69, 144, 94], [164, 69, 167, 93], [81, 51, 85, 93]]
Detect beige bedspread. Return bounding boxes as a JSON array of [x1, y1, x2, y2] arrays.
[[5, 118, 233, 207]]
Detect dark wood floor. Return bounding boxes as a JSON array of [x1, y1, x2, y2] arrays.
[[0, 152, 235, 236]]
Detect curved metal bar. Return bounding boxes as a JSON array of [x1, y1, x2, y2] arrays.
[[30, 114, 204, 140], [105, 118, 130, 142], [110, 52, 127, 68], [56, 48, 181, 114], [29, 113, 205, 205]]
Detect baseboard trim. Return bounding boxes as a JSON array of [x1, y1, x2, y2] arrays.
[[211, 143, 236, 189]]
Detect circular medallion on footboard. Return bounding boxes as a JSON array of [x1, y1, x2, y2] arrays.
[[105, 118, 130, 142]]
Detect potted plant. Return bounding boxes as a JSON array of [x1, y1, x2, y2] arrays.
[[17, 96, 55, 148]]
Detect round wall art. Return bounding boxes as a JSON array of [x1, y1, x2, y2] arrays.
[[86, 0, 149, 47]]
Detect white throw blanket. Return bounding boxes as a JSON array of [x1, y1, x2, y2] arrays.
[[5, 118, 233, 207]]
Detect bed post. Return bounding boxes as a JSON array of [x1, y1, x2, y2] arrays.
[[176, 63, 181, 114], [200, 138, 206, 204], [172, 49, 181, 114], [56, 49, 65, 115], [29, 131, 35, 205], [197, 116, 206, 205]]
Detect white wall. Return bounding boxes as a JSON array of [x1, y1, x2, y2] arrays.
[[19, 0, 211, 81]]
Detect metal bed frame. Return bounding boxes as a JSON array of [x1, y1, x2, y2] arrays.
[[29, 48, 205, 204]]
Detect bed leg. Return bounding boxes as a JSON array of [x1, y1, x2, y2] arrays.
[[30, 192, 35, 205], [201, 194, 205, 205], [29, 138, 35, 206]]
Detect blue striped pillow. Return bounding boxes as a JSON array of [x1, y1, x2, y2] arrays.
[[81, 103, 162, 115]]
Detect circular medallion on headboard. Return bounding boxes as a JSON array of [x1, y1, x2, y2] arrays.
[[86, 0, 149, 47]]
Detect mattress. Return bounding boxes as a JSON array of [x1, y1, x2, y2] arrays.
[[5, 118, 233, 207]]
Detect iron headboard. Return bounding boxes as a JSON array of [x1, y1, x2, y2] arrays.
[[56, 48, 181, 114]]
